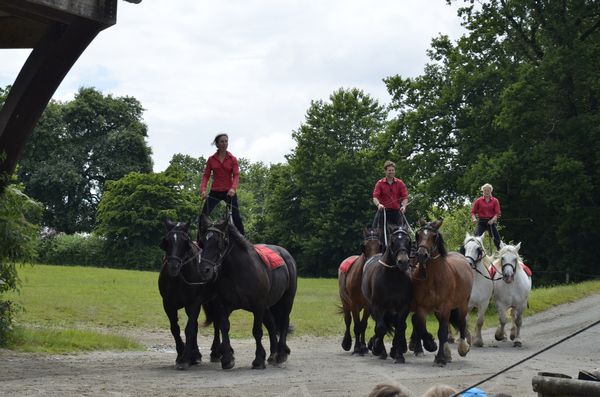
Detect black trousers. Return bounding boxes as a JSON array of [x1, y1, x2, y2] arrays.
[[475, 219, 500, 250], [372, 208, 405, 230], [201, 191, 245, 235]]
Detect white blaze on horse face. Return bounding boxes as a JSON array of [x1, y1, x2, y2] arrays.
[[174, 233, 177, 243], [206, 231, 213, 240]]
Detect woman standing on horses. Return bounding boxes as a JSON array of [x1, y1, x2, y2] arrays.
[[200, 133, 245, 235], [372, 160, 409, 229], [470, 183, 501, 250]]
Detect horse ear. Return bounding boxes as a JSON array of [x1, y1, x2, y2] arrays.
[[164, 218, 175, 230], [500, 241, 506, 249], [515, 242, 521, 252], [418, 218, 426, 227], [465, 232, 471, 239], [432, 218, 443, 229], [363, 228, 368, 237]]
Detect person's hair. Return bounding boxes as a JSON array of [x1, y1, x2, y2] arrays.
[[384, 160, 396, 170], [421, 384, 457, 397], [481, 183, 493, 192], [368, 383, 412, 397], [212, 133, 229, 146]]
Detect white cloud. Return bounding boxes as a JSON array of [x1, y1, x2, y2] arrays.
[[0, 0, 465, 172]]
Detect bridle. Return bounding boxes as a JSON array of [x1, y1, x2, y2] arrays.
[[163, 229, 210, 286], [416, 225, 441, 262], [199, 225, 232, 281], [378, 227, 411, 269], [463, 238, 501, 281]]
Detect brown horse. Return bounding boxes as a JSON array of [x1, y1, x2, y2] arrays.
[[410, 218, 474, 366], [338, 228, 382, 355]]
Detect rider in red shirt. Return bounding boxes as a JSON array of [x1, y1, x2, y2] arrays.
[[200, 133, 245, 235], [372, 160, 409, 229], [471, 183, 501, 250]]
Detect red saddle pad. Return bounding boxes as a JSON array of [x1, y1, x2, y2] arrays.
[[254, 244, 285, 270], [339, 255, 359, 273]]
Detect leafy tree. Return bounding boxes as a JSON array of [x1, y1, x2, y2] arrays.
[[281, 88, 387, 275], [16, 87, 153, 233], [385, 0, 600, 282], [0, 185, 42, 344], [95, 172, 197, 269]]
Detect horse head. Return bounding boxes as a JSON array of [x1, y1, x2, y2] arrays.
[[361, 227, 383, 257], [415, 218, 446, 268], [388, 225, 412, 271], [498, 242, 522, 284], [462, 233, 485, 269], [160, 219, 194, 278], [198, 213, 229, 282]]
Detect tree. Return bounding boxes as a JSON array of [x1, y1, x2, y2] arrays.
[[16, 87, 153, 233], [281, 88, 387, 275], [0, 185, 42, 343], [95, 172, 198, 269], [385, 0, 600, 282]]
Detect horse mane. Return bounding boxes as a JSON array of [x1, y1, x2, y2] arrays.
[[498, 244, 521, 260], [227, 222, 254, 251], [435, 229, 448, 257]]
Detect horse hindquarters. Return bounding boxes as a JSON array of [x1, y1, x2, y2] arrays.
[[268, 260, 298, 365]]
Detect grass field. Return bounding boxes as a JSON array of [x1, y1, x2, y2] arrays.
[[5, 264, 600, 352]]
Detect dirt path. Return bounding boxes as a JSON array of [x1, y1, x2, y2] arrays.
[[2, 294, 600, 397]]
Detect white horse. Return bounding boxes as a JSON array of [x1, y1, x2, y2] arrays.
[[492, 242, 532, 347], [461, 234, 496, 347]]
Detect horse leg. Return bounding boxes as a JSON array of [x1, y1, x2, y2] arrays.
[[263, 309, 279, 364], [358, 307, 370, 355], [163, 301, 185, 367], [495, 301, 508, 342], [512, 307, 524, 347], [371, 309, 388, 359], [341, 304, 352, 352], [351, 307, 363, 355], [392, 307, 409, 364], [473, 303, 487, 347], [217, 310, 235, 370], [434, 312, 450, 366], [210, 321, 222, 362], [452, 307, 471, 357], [181, 302, 202, 368], [250, 309, 267, 369]]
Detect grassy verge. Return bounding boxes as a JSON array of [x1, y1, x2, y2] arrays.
[[4, 264, 600, 352]]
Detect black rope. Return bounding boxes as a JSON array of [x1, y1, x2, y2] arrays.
[[451, 318, 600, 397]]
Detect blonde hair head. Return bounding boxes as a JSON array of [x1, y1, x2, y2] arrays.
[[481, 183, 493, 192]]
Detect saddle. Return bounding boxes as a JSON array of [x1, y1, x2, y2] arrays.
[[254, 244, 285, 270], [339, 255, 359, 273]]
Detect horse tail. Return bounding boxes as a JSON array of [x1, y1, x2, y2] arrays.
[[201, 302, 216, 327], [449, 308, 461, 331]]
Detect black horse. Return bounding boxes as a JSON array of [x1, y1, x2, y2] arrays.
[[361, 225, 413, 363], [158, 219, 220, 369], [198, 214, 298, 369]]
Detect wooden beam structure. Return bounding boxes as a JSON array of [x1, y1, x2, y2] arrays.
[[0, 0, 122, 192]]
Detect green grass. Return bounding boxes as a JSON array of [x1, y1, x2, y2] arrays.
[[6, 326, 143, 353], [4, 264, 600, 353]]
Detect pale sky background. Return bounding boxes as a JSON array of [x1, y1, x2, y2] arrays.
[[0, 0, 465, 172]]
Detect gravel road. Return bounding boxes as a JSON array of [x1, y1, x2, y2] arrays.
[[1, 294, 599, 396]]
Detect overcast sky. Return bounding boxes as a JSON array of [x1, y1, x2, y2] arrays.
[[0, 1, 465, 172]]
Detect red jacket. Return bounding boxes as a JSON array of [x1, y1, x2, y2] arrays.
[[372, 177, 408, 210], [471, 196, 501, 219], [200, 151, 240, 193]]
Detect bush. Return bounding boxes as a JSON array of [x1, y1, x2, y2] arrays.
[[0, 185, 42, 345], [36, 232, 162, 271]]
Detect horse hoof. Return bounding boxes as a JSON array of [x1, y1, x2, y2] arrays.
[[414, 351, 424, 357], [473, 340, 484, 348], [342, 335, 352, 351], [175, 361, 190, 370], [267, 353, 276, 364], [424, 338, 437, 353], [367, 337, 374, 351], [458, 340, 470, 357], [276, 353, 288, 365], [443, 343, 453, 362], [434, 356, 447, 367], [394, 355, 405, 364], [210, 354, 221, 363], [252, 360, 266, 369], [513, 341, 522, 348], [221, 359, 235, 370]]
